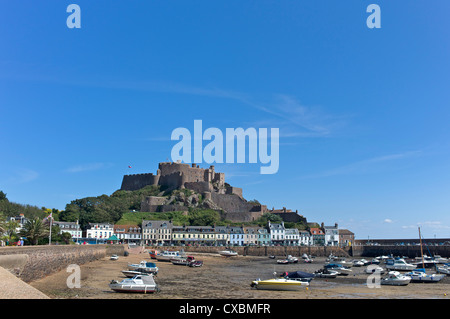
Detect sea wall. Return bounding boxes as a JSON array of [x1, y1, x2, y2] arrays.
[[0, 244, 125, 283], [351, 244, 450, 258], [148, 245, 351, 258]]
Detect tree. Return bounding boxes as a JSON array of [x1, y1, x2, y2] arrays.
[[188, 209, 221, 226], [4, 220, 19, 242], [19, 218, 49, 245], [255, 212, 283, 227], [0, 191, 7, 202]]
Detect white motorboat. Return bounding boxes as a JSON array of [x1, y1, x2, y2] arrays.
[[277, 255, 298, 264], [365, 265, 385, 274], [127, 261, 159, 274], [218, 249, 238, 257], [385, 258, 416, 271], [314, 268, 339, 278], [413, 255, 438, 268], [433, 255, 449, 264], [437, 264, 450, 275], [352, 260, 365, 267], [324, 263, 352, 276], [360, 259, 370, 266], [380, 271, 411, 286], [110, 254, 119, 260], [370, 258, 381, 265], [405, 269, 445, 283], [325, 258, 352, 268], [171, 255, 203, 267], [251, 278, 309, 291], [109, 274, 159, 293], [156, 250, 186, 262], [304, 256, 313, 263]]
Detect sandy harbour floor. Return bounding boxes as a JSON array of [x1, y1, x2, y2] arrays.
[[29, 252, 450, 300]]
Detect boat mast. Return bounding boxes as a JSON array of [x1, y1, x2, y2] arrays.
[[418, 227, 425, 269]]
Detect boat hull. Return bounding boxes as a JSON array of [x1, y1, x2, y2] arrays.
[[380, 279, 411, 286], [219, 251, 238, 257], [109, 284, 158, 293], [251, 279, 308, 291]]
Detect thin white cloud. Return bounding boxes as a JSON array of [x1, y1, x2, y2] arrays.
[[65, 163, 113, 173], [383, 219, 394, 223], [303, 150, 422, 178], [11, 169, 39, 184]]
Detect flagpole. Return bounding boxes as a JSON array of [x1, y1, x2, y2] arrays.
[[49, 214, 52, 245]]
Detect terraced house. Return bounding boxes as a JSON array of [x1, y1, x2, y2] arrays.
[[138, 219, 344, 247], [142, 220, 173, 245], [172, 225, 216, 246]]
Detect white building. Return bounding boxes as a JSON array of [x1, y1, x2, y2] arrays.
[[53, 221, 82, 240], [323, 223, 340, 246], [86, 223, 114, 240], [284, 228, 300, 246], [268, 221, 285, 245], [299, 230, 312, 246]]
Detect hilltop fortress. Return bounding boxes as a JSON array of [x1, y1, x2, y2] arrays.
[[120, 162, 268, 222]]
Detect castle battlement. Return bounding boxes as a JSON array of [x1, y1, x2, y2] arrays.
[[121, 162, 224, 192]]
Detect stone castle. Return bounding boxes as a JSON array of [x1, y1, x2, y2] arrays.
[[120, 162, 268, 222]]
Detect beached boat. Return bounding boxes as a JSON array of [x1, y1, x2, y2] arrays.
[[365, 265, 385, 274], [110, 254, 119, 260], [281, 271, 315, 282], [413, 255, 438, 268], [385, 258, 416, 271], [314, 268, 338, 278], [380, 271, 411, 286], [218, 249, 238, 257], [437, 264, 450, 275], [148, 249, 159, 259], [277, 255, 298, 264], [127, 261, 159, 274], [188, 260, 203, 267], [303, 256, 313, 263], [325, 258, 352, 268], [433, 255, 449, 264], [171, 255, 202, 267], [109, 274, 159, 293], [404, 227, 445, 283], [352, 260, 365, 267], [405, 269, 445, 283], [122, 270, 150, 278], [370, 258, 381, 265], [156, 250, 186, 262], [251, 278, 309, 291], [324, 263, 352, 276]]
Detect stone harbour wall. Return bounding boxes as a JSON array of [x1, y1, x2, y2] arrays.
[[0, 244, 125, 283]]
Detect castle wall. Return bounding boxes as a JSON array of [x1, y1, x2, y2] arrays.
[[184, 181, 212, 194], [211, 193, 255, 213], [226, 186, 243, 199], [121, 173, 159, 191], [141, 196, 166, 212]]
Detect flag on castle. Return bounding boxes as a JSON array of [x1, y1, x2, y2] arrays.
[[128, 165, 132, 168]]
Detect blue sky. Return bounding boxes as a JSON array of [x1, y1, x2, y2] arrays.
[[1, 1, 450, 239]]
